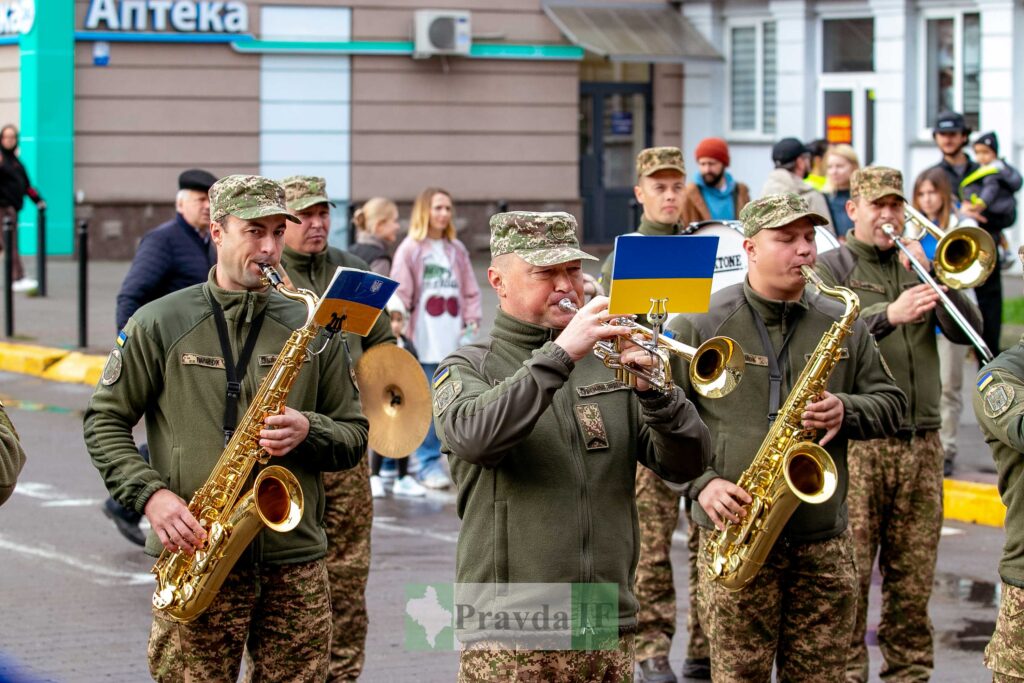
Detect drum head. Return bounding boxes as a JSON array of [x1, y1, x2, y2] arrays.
[[815, 226, 840, 255], [687, 221, 746, 293]]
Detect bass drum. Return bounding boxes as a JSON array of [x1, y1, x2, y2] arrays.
[[684, 221, 841, 293]]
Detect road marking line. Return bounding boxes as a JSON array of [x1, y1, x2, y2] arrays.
[[0, 535, 153, 586], [42, 498, 103, 507], [373, 519, 458, 544]]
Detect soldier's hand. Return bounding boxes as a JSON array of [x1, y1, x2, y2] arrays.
[[554, 296, 632, 363], [887, 283, 941, 325], [803, 391, 845, 446], [260, 406, 310, 457], [698, 478, 752, 531], [618, 343, 658, 392], [897, 238, 931, 273], [144, 488, 207, 554]]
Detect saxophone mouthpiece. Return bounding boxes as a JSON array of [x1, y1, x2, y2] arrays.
[[259, 264, 283, 289]]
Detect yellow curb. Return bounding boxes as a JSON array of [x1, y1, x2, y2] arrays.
[[42, 351, 106, 387], [0, 342, 69, 377], [945, 478, 1005, 528]]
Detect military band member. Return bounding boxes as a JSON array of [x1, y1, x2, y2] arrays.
[[669, 194, 906, 682], [434, 211, 710, 682], [83, 175, 368, 682], [279, 175, 395, 682], [974, 251, 1024, 682], [814, 168, 982, 683], [598, 146, 705, 682], [0, 401, 25, 506]]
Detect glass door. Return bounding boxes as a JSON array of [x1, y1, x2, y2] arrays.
[[819, 76, 876, 166]]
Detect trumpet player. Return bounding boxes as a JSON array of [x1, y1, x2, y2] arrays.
[[667, 194, 905, 682], [814, 167, 982, 683], [84, 176, 369, 681], [433, 211, 710, 682]]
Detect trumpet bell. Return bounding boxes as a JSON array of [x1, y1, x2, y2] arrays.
[[934, 225, 996, 290], [690, 337, 744, 399]]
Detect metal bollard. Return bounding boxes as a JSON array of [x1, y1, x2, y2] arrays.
[[35, 206, 46, 297], [3, 215, 12, 337], [77, 219, 88, 349], [628, 198, 641, 228]]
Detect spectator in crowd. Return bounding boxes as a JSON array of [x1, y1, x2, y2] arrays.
[[761, 137, 834, 233], [681, 137, 751, 225], [0, 124, 46, 292], [104, 167, 218, 547], [350, 197, 401, 276], [805, 138, 830, 191], [390, 187, 482, 489], [823, 144, 860, 240]]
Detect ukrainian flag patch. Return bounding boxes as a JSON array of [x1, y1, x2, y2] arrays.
[[116, 330, 128, 347], [978, 372, 994, 392], [432, 366, 450, 390]]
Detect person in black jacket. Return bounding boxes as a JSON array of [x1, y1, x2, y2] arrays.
[[103, 168, 218, 545], [0, 125, 46, 291]]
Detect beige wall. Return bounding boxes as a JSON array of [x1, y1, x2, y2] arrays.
[[0, 46, 17, 130]]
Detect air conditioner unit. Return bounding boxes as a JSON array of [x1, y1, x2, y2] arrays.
[[413, 10, 471, 59]]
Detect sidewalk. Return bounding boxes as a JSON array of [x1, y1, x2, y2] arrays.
[[0, 255, 1013, 527]]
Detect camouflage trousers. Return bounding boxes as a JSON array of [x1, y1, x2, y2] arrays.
[[458, 633, 636, 682], [633, 467, 709, 662], [986, 583, 1024, 681], [697, 526, 857, 683], [845, 432, 943, 683], [323, 453, 373, 682], [148, 558, 331, 682]]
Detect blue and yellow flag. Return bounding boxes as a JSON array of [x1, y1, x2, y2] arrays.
[[608, 235, 719, 315], [312, 267, 399, 336]]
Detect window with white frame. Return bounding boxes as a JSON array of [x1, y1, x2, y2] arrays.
[[729, 21, 777, 134], [923, 13, 980, 130]]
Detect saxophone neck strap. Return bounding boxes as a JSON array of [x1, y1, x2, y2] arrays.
[[749, 306, 796, 426], [208, 295, 267, 445]]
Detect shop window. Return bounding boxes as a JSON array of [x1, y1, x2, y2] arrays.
[[729, 21, 777, 135], [822, 19, 874, 72], [923, 13, 980, 131]]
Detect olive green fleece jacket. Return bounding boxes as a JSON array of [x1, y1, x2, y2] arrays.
[[815, 234, 982, 432], [0, 404, 25, 506], [599, 217, 680, 286], [973, 341, 1024, 587], [84, 270, 369, 562], [280, 245, 397, 363], [668, 281, 907, 542], [433, 309, 710, 631]]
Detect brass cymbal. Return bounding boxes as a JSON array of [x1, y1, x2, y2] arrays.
[[354, 344, 431, 459]]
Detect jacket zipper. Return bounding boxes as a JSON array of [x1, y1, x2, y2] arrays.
[[885, 258, 917, 430], [558, 383, 593, 606]]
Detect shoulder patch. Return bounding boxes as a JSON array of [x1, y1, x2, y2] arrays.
[[978, 372, 995, 393], [577, 380, 630, 397], [180, 353, 226, 369], [432, 366, 451, 389], [116, 329, 128, 347], [101, 349, 123, 386], [433, 380, 462, 416], [983, 383, 1015, 419], [744, 353, 768, 367]]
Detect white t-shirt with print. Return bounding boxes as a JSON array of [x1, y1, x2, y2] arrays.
[[414, 239, 463, 363]]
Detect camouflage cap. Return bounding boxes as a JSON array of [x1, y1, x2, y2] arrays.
[[490, 211, 598, 266], [739, 193, 829, 238], [282, 175, 336, 212], [636, 147, 685, 179], [209, 175, 299, 224], [850, 166, 906, 203]]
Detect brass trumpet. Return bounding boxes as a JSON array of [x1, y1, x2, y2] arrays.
[[557, 298, 744, 398], [902, 204, 996, 290]]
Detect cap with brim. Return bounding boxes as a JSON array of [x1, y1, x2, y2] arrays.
[[740, 193, 829, 238], [209, 174, 300, 225], [636, 147, 685, 178], [281, 175, 336, 213], [490, 211, 598, 266], [178, 168, 218, 192], [850, 167, 906, 203]]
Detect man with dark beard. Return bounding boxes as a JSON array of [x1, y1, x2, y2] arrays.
[[681, 137, 750, 225]]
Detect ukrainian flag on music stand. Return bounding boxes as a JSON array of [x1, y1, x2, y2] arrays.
[[608, 235, 719, 315], [312, 267, 399, 336]]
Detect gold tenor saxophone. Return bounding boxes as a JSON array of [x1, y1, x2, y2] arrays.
[[707, 266, 859, 591], [151, 264, 322, 622]]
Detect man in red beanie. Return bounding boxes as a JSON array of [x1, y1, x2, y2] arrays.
[[681, 137, 751, 226]]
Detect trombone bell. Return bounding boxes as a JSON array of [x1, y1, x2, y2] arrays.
[[903, 206, 996, 289]]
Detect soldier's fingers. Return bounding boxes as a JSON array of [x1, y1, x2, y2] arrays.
[[724, 483, 752, 504], [717, 500, 742, 524]]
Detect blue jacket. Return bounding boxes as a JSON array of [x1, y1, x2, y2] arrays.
[[115, 214, 216, 330]]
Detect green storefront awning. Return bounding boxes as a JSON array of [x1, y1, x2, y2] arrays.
[[542, 1, 723, 63]]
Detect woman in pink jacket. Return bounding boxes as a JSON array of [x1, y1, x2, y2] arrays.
[[390, 187, 482, 489]]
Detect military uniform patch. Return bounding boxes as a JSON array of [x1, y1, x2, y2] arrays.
[[181, 353, 226, 369], [744, 354, 768, 367], [101, 349, 123, 386], [576, 380, 630, 397], [433, 380, 461, 416], [984, 383, 1015, 419], [850, 279, 886, 295], [575, 403, 609, 450]]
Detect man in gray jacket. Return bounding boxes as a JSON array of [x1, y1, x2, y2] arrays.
[[434, 211, 711, 682], [761, 137, 834, 234]]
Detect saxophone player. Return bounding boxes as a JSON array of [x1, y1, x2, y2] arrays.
[[667, 194, 906, 682], [84, 175, 369, 682], [814, 168, 982, 683]]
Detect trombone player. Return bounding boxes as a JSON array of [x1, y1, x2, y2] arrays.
[[667, 194, 904, 682], [814, 167, 983, 682]]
